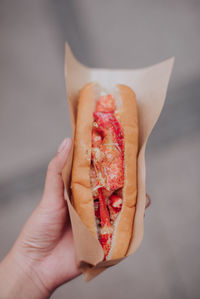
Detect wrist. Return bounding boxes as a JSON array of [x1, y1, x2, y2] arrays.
[[0, 251, 50, 299]]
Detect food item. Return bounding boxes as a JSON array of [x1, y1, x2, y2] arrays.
[[71, 83, 138, 260]]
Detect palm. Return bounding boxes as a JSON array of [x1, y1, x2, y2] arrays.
[[13, 139, 80, 293], [34, 203, 79, 289], [15, 195, 80, 293]]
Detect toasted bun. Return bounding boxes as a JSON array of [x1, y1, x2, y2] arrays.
[[107, 84, 138, 259], [71, 83, 138, 259], [71, 82, 98, 239]]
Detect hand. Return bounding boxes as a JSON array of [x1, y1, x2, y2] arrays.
[[0, 138, 80, 298]]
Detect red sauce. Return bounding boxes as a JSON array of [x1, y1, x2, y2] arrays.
[[94, 200, 100, 219], [91, 94, 124, 259]]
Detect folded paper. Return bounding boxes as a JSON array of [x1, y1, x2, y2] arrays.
[[62, 43, 174, 281]]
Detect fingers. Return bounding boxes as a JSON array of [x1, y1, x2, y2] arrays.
[[42, 138, 72, 207]]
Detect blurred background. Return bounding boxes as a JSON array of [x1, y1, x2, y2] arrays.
[[0, 0, 200, 298]]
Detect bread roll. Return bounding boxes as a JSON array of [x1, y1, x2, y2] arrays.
[[71, 82, 138, 260]]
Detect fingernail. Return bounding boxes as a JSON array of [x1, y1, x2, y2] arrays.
[[57, 138, 69, 152]]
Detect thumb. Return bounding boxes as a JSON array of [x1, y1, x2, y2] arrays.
[[42, 138, 72, 207]]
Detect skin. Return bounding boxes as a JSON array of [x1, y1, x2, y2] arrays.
[[0, 138, 80, 298]]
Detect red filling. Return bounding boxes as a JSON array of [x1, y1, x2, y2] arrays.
[[90, 94, 124, 259]]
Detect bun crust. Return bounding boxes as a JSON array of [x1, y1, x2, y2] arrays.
[[71, 83, 138, 259], [71, 83, 98, 238], [108, 84, 138, 259]]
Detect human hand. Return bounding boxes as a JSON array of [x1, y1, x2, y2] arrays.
[[0, 138, 80, 298]]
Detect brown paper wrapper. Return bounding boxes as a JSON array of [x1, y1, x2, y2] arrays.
[[62, 43, 174, 281]]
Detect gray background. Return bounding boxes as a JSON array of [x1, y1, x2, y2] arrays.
[[0, 0, 200, 298]]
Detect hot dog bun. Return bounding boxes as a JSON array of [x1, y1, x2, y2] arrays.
[[71, 82, 138, 260]]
